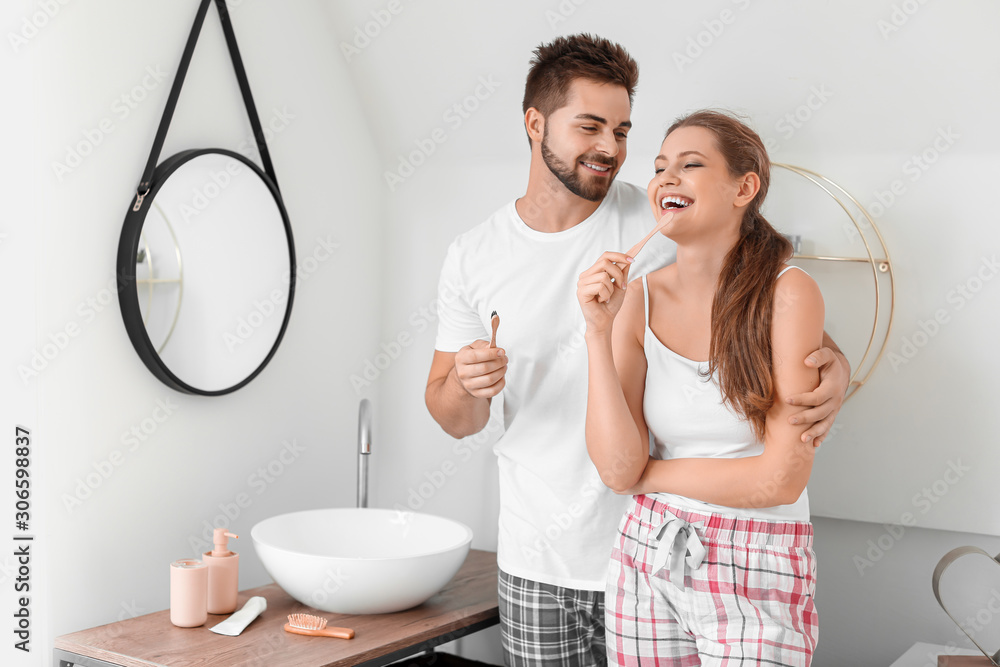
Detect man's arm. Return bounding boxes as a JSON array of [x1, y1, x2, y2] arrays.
[[425, 343, 506, 439], [425, 236, 507, 439], [787, 330, 851, 446]]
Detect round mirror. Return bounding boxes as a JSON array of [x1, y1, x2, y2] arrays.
[[117, 148, 295, 395]]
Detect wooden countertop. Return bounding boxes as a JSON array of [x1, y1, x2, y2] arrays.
[[55, 549, 499, 667]]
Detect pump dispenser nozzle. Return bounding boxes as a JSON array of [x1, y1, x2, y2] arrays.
[[212, 528, 238, 557]]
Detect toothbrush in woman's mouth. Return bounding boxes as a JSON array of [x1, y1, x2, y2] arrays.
[[659, 194, 694, 215], [618, 211, 677, 284]]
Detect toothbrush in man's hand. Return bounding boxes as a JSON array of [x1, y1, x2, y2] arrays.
[[490, 311, 500, 348]]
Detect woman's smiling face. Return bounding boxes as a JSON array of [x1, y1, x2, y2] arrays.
[[646, 125, 754, 244]]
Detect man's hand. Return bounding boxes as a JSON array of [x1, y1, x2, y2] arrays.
[[454, 340, 508, 398], [426, 343, 503, 440], [785, 346, 850, 447]]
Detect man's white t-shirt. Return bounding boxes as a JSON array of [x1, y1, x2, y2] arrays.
[[434, 180, 676, 591]]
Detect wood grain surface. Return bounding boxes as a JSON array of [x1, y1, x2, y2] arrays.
[[937, 657, 996, 666], [55, 549, 499, 667]]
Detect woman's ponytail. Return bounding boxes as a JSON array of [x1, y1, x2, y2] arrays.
[[664, 110, 792, 440]]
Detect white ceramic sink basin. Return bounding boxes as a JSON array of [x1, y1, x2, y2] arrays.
[[251, 508, 473, 615]]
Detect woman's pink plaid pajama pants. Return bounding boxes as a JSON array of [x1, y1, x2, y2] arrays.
[[606, 494, 819, 666]]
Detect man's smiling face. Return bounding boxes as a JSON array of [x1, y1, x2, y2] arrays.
[[539, 78, 632, 202]]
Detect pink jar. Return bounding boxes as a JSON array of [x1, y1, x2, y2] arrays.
[[169, 559, 208, 627]]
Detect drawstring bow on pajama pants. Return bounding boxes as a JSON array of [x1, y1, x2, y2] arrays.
[[650, 509, 706, 589]]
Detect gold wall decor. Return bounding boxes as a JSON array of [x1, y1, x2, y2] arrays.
[[772, 163, 895, 401]]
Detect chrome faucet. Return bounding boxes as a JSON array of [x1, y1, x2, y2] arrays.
[[357, 399, 372, 508]]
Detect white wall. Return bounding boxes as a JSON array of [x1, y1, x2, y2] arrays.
[[3, 1, 999, 666], [3, 0, 383, 664]]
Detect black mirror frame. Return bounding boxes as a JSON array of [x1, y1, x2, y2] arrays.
[[116, 147, 296, 396]]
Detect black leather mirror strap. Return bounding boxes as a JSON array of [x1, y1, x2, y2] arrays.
[[136, 0, 277, 196]]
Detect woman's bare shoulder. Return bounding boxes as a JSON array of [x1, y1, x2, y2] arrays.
[[642, 263, 678, 295], [774, 266, 824, 312], [772, 266, 824, 335]]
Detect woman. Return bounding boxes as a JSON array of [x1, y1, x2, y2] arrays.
[[577, 110, 823, 665]]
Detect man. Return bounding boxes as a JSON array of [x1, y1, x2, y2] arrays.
[[425, 34, 849, 667]]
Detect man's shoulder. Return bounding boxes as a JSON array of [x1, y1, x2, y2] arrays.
[[612, 179, 648, 206], [608, 180, 652, 232], [445, 198, 516, 259], [446, 181, 648, 254]]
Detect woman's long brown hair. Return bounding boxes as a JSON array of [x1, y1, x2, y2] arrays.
[[665, 110, 792, 441]]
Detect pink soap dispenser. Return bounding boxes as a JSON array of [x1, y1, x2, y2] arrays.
[[203, 528, 239, 614]]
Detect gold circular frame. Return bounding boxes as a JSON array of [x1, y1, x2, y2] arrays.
[[772, 163, 895, 401], [136, 200, 184, 355]]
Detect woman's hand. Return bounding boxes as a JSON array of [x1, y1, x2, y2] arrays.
[[577, 252, 634, 336]]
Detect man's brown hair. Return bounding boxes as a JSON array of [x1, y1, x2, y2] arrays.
[[522, 34, 638, 143]]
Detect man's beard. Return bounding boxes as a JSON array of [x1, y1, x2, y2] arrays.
[[540, 129, 617, 202]]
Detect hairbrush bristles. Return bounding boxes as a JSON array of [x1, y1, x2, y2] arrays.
[[287, 613, 327, 630]]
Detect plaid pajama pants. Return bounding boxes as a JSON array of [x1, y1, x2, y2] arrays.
[[498, 569, 608, 666], [606, 494, 818, 666]]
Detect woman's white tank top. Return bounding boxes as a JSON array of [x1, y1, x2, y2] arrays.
[[640, 267, 810, 521]]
